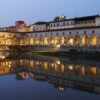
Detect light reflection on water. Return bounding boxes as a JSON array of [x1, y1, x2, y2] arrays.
[[0, 51, 100, 100]]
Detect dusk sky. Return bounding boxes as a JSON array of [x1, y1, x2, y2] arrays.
[[0, 0, 100, 27]]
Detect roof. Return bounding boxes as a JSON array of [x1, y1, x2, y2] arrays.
[[49, 15, 100, 23], [24, 14, 100, 25], [16, 21, 25, 23], [34, 22, 47, 25], [74, 15, 100, 21]]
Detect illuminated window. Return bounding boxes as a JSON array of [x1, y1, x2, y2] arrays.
[[55, 64, 60, 72], [30, 38, 34, 45], [55, 36, 60, 45], [44, 37, 48, 45], [61, 36, 66, 45], [61, 33, 66, 45], [35, 36, 39, 45], [61, 64, 65, 73], [50, 35, 54, 45], [82, 34, 88, 46], [67, 33, 73, 46], [81, 66, 86, 76], [39, 36, 43, 45], [90, 67, 96, 76], [90, 33, 97, 46], [44, 62, 48, 70], [67, 64, 73, 72], [75, 33, 80, 46]]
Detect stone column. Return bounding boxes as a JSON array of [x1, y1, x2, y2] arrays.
[[48, 36, 50, 46], [80, 35, 82, 47], [96, 34, 99, 47], [88, 35, 90, 47], [73, 36, 75, 47]]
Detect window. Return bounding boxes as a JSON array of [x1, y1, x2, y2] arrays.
[[57, 23, 59, 26], [84, 31, 86, 34], [92, 30, 95, 33], [67, 22, 69, 25], [63, 32, 65, 35], [35, 34, 37, 37], [71, 21, 74, 25], [45, 33, 47, 36], [63, 22, 66, 26], [53, 23, 55, 27], [51, 33, 53, 35]]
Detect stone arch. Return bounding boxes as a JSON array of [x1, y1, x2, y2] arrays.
[[82, 34, 88, 46], [75, 34, 80, 46], [67, 34, 73, 46], [90, 33, 97, 46], [50, 35, 54, 45], [61, 33, 66, 45], [39, 35, 43, 45], [44, 34, 48, 45], [55, 36, 60, 45], [35, 35, 39, 45]]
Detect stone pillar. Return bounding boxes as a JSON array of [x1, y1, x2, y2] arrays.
[[66, 36, 68, 46], [48, 36, 50, 46], [54, 36, 56, 45], [80, 35, 82, 47], [88, 35, 90, 47], [96, 35, 99, 47], [73, 36, 75, 47]]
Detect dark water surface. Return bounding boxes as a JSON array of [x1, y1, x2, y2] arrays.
[[0, 51, 100, 100]]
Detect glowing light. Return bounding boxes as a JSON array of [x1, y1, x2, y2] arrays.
[[56, 61, 61, 65], [0, 56, 6, 59], [69, 39, 73, 45], [58, 87, 64, 91], [68, 65, 73, 70], [56, 45, 61, 48]]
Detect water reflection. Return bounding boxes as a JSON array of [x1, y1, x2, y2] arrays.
[[0, 52, 100, 94], [0, 51, 9, 59]]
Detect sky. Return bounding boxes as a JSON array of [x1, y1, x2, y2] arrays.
[[0, 0, 100, 27]]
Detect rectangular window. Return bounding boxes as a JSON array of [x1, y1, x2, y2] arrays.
[[71, 21, 74, 25], [63, 22, 65, 26], [67, 22, 69, 25]]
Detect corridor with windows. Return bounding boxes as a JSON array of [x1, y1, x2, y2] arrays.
[[25, 32, 98, 47]]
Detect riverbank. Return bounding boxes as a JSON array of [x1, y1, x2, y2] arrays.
[[27, 50, 100, 60]]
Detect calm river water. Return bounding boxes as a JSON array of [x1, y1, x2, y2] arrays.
[[0, 51, 100, 100]]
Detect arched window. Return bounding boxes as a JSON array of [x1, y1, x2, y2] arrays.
[[35, 34, 39, 45], [61, 33, 66, 45], [90, 33, 96, 46], [67, 33, 73, 46], [75, 33, 80, 46], [50, 36, 54, 45], [30, 37, 34, 45], [82, 34, 88, 46], [55, 36, 60, 45], [39, 34, 43, 45], [44, 34, 48, 45]]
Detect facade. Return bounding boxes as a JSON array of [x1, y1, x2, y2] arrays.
[[29, 22, 49, 32], [0, 32, 23, 46], [0, 15, 100, 52], [15, 21, 28, 32], [22, 15, 100, 52]]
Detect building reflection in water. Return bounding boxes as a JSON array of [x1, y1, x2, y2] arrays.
[[0, 52, 100, 94]]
